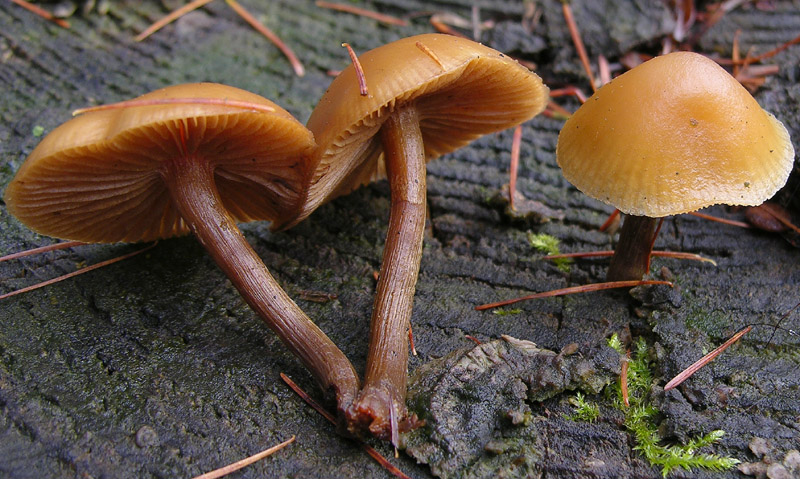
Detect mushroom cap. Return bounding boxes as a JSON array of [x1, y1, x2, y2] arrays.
[[289, 33, 549, 226], [556, 51, 794, 217], [4, 83, 314, 243]]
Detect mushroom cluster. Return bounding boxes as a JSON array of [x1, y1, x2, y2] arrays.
[[556, 51, 794, 280], [4, 34, 549, 444], [11, 37, 788, 453]]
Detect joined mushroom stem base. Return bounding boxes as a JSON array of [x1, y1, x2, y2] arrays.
[[607, 214, 660, 281], [161, 152, 360, 422], [349, 105, 427, 444]]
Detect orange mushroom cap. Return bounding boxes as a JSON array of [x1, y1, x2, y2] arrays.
[[556, 51, 794, 217], [4, 83, 314, 243], [285, 33, 549, 227]]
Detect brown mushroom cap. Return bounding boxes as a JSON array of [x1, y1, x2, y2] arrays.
[[288, 33, 549, 225], [4, 83, 313, 243], [556, 51, 794, 217]]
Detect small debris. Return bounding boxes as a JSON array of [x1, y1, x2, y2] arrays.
[[750, 437, 771, 459], [298, 290, 337, 303], [488, 185, 565, 225], [135, 425, 159, 448], [341, 43, 368, 96]]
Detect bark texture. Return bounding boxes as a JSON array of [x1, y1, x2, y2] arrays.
[[1, 1, 799, 478]]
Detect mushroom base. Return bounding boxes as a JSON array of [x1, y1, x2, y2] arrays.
[[347, 106, 427, 444], [607, 214, 660, 281]]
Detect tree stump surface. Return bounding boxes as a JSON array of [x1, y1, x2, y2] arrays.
[[1, 1, 798, 478]]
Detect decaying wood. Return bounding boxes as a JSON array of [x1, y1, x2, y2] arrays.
[[1, 1, 798, 477]]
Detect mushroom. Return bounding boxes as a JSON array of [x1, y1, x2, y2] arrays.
[[556, 51, 794, 281], [282, 34, 549, 442], [3, 83, 360, 419]]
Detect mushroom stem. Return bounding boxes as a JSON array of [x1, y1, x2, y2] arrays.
[[161, 151, 359, 421], [607, 214, 659, 281], [349, 106, 427, 443]]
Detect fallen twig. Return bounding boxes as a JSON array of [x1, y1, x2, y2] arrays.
[[542, 250, 716, 266], [475, 280, 673, 311], [1, 243, 157, 301], [10, 0, 70, 28], [135, 0, 214, 41], [192, 436, 296, 479], [225, 0, 305, 77], [664, 326, 752, 391], [315, 1, 407, 26], [1, 241, 86, 263], [562, 2, 596, 92]]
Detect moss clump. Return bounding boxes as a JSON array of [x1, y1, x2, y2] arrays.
[[566, 392, 599, 423], [607, 335, 740, 477], [527, 232, 571, 272]]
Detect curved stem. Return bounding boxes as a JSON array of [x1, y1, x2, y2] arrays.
[[607, 214, 659, 281], [161, 153, 359, 422], [349, 106, 427, 444]]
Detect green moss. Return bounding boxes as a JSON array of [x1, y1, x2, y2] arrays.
[[492, 308, 522, 316], [607, 333, 624, 354], [685, 307, 730, 335], [566, 392, 599, 423], [527, 232, 559, 255], [527, 232, 571, 273], [606, 334, 740, 477]]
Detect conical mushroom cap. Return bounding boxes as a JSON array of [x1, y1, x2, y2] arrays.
[[556, 51, 794, 217], [287, 33, 549, 227], [4, 83, 314, 243]]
